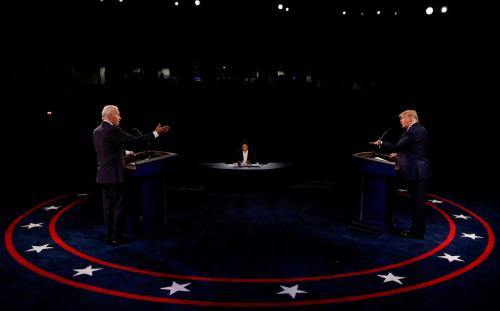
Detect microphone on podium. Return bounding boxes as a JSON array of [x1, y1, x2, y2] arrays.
[[131, 127, 153, 157], [376, 128, 391, 148], [131, 127, 143, 136], [378, 128, 391, 141]]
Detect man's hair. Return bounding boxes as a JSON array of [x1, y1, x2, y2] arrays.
[[399, 110, 419, 123], [101, 105, 118, 119]]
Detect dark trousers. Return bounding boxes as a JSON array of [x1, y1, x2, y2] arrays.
[[386, 178, 428, 235], [408, 178, 428, 235], [101, 183, 126, 241]]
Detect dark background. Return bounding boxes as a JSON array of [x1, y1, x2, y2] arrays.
[[1, 3, 498, 310], [4, 1, 495, 194]]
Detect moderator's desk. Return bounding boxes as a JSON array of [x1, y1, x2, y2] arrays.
[[198, 162, 294, 190], [199, 162, 293, 170], [125, 150, 177, 236]]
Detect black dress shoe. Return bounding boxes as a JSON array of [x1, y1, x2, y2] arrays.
[[398, 230, 424, 239], [106, 239, 120, 246], [110, 237, 132, 245], [387, 222, 399, 232]]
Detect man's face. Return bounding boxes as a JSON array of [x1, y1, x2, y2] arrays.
[[110, 109, 122, 126], [400, 114, 411, 129], [242, 144, 249, 152]]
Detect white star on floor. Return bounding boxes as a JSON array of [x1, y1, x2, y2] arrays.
[[396, 188, 408, 192], [43, 205, 62, 211], [277, 284, 307, 299], [453, 214, 472, 220], [25, 244, 54, 253], [438, 253, 465, 262], [160, 281, 191, 295], [21, 222, 44, 229], [377, 272, 406, 285], [461, 233, 484, 240], [76, 193, 90, 196], [427, 199, 443, 204], [73, 265, 102, 277]]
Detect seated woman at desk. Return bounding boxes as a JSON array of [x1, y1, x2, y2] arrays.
[[234, 139, 257, 166]]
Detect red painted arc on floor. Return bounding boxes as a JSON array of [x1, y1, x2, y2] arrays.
[[4, 192, 495, 307]]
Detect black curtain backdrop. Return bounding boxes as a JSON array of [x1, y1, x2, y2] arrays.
[[3, 1, 495, 193]]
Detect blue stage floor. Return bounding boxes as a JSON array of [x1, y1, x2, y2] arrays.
[[1, 178, 498, 310]]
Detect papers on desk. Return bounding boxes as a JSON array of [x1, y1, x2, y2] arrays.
[[374, 157, 392, 163], [228, 163, 261, 167]]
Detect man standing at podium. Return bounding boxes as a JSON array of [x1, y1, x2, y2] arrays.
[[371, 109, 431, 239], [93, 105, 170, 245]]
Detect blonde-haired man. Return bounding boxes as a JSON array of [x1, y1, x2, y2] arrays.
[[371, 109, 431, 239]]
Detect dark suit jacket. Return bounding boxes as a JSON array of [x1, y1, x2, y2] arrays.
[[234, 149, 257, 164], [383, 123, 431, 182], [93, 121, 155, 184]]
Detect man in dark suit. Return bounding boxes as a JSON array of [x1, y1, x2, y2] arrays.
[[93, 105, 170, 245], [234, 139, 256, 166], [371, 109, 431, 239]]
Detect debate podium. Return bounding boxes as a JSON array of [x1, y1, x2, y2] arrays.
[[125, 150, 177, 237], [351, 151, 396, 233]]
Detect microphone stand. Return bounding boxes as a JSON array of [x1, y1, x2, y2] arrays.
[[377, 128, 391, 149], [131, 127, 153, 158], [378, 128, 391, 141]]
